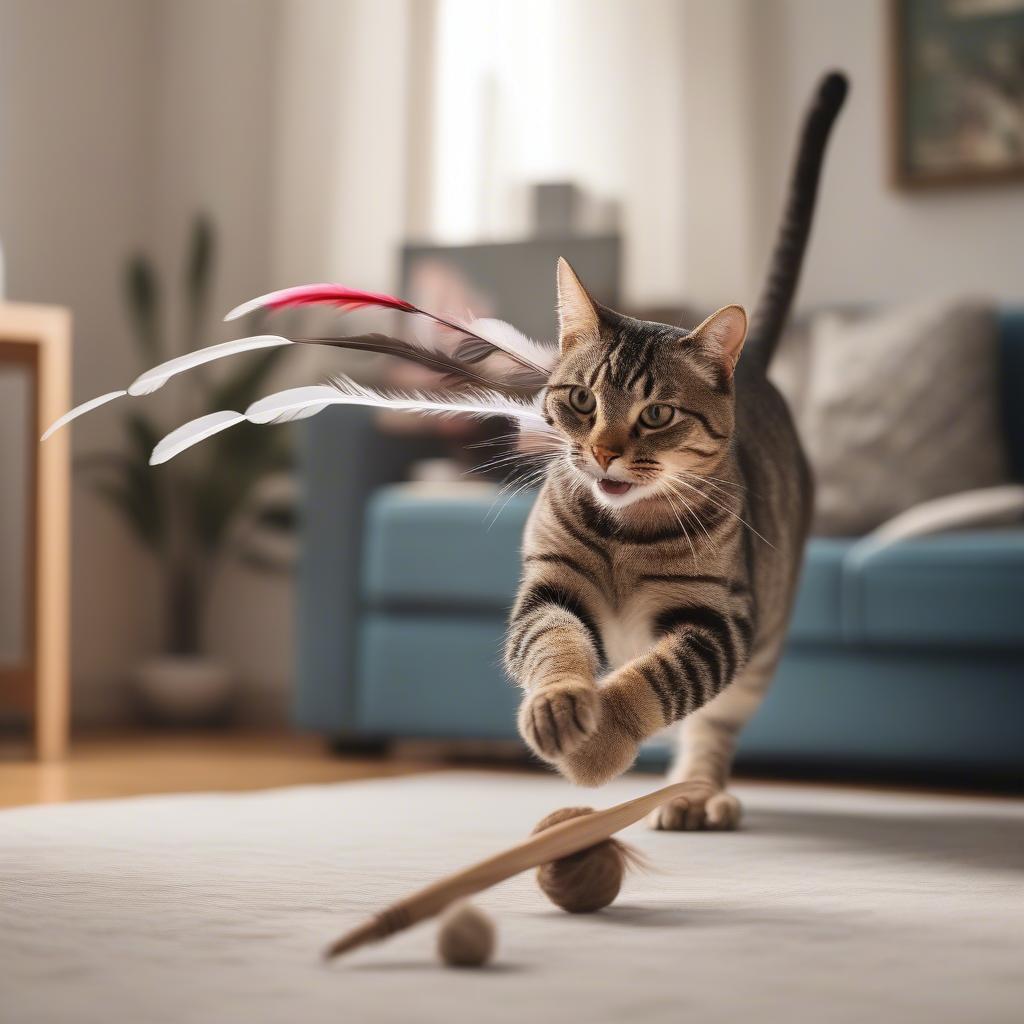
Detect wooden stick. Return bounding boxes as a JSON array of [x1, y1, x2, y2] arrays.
[[324, 780, 690, 960]]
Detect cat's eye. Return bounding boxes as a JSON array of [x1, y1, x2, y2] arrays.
[[639, 404, 676, 429], [568, 386, 596, 415]]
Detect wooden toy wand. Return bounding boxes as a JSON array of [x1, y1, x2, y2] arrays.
[[324, 779, 689, 960]]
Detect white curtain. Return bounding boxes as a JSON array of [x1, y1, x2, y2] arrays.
[[426, 0, 689, 306]]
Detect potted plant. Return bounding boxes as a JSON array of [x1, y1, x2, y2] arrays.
[[79, 215, 295, 724]]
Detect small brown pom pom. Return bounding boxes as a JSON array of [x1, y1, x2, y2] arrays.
[[532, 806, 637, 914], [436, 901, 496, 968]]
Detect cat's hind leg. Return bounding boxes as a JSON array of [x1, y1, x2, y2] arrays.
[[648, 638, 782, 831]]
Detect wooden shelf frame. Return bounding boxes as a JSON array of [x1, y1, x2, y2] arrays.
[[0, 303, 72, 760]]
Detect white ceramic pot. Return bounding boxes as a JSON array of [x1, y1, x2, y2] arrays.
[[133, 656, 235, 725]]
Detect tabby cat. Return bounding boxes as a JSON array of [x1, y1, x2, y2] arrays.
[[40, 74, 847, 832], [505, 72, 848, 828]]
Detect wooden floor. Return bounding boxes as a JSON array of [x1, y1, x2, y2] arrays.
[[3, 732, 1013, 811], [0, 732, 442, 809]]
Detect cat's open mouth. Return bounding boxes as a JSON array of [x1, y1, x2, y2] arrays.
[[598, 479, 634, 496]]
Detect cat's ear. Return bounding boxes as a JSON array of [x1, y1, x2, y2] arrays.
[[690, 304, 747, 374], [556, 257, 599, 353]]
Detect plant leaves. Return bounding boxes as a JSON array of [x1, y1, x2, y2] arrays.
[[233, 543, 294, 574], [184, 213, 215, 350], [206, 343, 288, 414], [87, 463, 165, 550], [73, 451, 133, 474], [123, 410, 163, 463], [189, 422, 292, 552], [124, 255, 161, 364], [249, 498, 298, 533], [76, 414, 167, 550]]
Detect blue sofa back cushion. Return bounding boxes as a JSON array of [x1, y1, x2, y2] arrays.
[[364, 489, 1024, 651], [999, 309, 1024, 481], [842, 531, 1024, 649]]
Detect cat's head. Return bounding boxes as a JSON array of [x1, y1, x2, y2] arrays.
[[543, 259, 747, 511]]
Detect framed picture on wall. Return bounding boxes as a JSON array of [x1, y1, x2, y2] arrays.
[[890, 0, 1024, 188]]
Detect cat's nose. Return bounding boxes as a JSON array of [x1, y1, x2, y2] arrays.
[[591, 445, 621, 471]]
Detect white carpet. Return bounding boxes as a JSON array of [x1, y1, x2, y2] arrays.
[[2, 772, 1023, 1024]]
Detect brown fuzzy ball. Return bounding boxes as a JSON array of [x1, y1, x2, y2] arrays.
[[532, 806, 633, 914], [436, 901, 496, 967]]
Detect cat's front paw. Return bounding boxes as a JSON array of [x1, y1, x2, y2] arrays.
[[647, 783, 742, 831], [557, 717, 640, 787], [518, 681, 600, 761]]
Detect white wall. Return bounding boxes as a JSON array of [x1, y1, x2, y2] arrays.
[[0, 0, 161, 723], [0, 0, 297, 725], [168, 0, 415, 723], [271, 0, 413, 290], [0, 0, 418, 726], [748, 0, 1024, 309], [428, 0, 688, 306], [679, 0, 762, 309], [149, 0, 288, 724]]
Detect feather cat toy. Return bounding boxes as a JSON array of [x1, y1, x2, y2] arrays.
[[44, 73, 848, 810]]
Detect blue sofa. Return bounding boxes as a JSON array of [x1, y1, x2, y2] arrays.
[[295, 311, 1024, 781]]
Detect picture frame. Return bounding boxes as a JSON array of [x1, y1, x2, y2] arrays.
[[889, 0, 1024, 189]]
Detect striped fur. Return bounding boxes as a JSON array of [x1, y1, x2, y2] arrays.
[[505, 73, 847, 811]]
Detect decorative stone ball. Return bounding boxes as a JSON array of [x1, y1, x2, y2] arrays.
[[532, 806, 628, 914], [436, 901, 496, 968]]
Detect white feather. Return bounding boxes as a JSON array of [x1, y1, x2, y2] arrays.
[[245, 385, 340, 425], [463, 317, 557, 373], [41, 335, 292, 440], [376, 317, 553, 386], [313, 313, 552, 380], [224, 280, 554, 377], [151, 374, 558, 464], [149, 410, 246, 465], [246, 374, 552, 429], [224, 296, 267, 322], [128, 335, 290, 396], [40, 390, 127, 441]]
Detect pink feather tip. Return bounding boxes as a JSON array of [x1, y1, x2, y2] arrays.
[[224, 284, 418, 322]]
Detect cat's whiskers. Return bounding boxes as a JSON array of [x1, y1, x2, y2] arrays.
[[469, 434, 564, 476], [658, 484, 698, 562], [668, 472, 776, 549], [469, 448, 555, 477], [660, 477, 716, 554], [465, 430, 527, 450], [484, 450, 557, 490], [675, 469, 748, 503], [465, 432, 564, 477], [675, 466, 746, 489], [485, 461, 552, 527], [468, 439, 562, 528]]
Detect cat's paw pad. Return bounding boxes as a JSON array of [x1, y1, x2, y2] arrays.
[[518, 683, 600, 761], [647, 786, 742, 831]]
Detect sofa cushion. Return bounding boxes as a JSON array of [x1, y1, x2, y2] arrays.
[[364, 486, 533, 611], [998, 309, 1024, 482], [366, 486, 851, 642], [358, 613, 517, 737], [800, 300, 1011, 535], [364, 490, 1024, 651], [788, 539, 849, 644], [843, 531, 1024, 649]]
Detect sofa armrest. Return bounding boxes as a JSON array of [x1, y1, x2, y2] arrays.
[[294, 407, 443, 732], [850, 485, 1024, 557]]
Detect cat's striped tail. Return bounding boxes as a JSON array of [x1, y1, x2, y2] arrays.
[[744, 71, 848, 374]]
